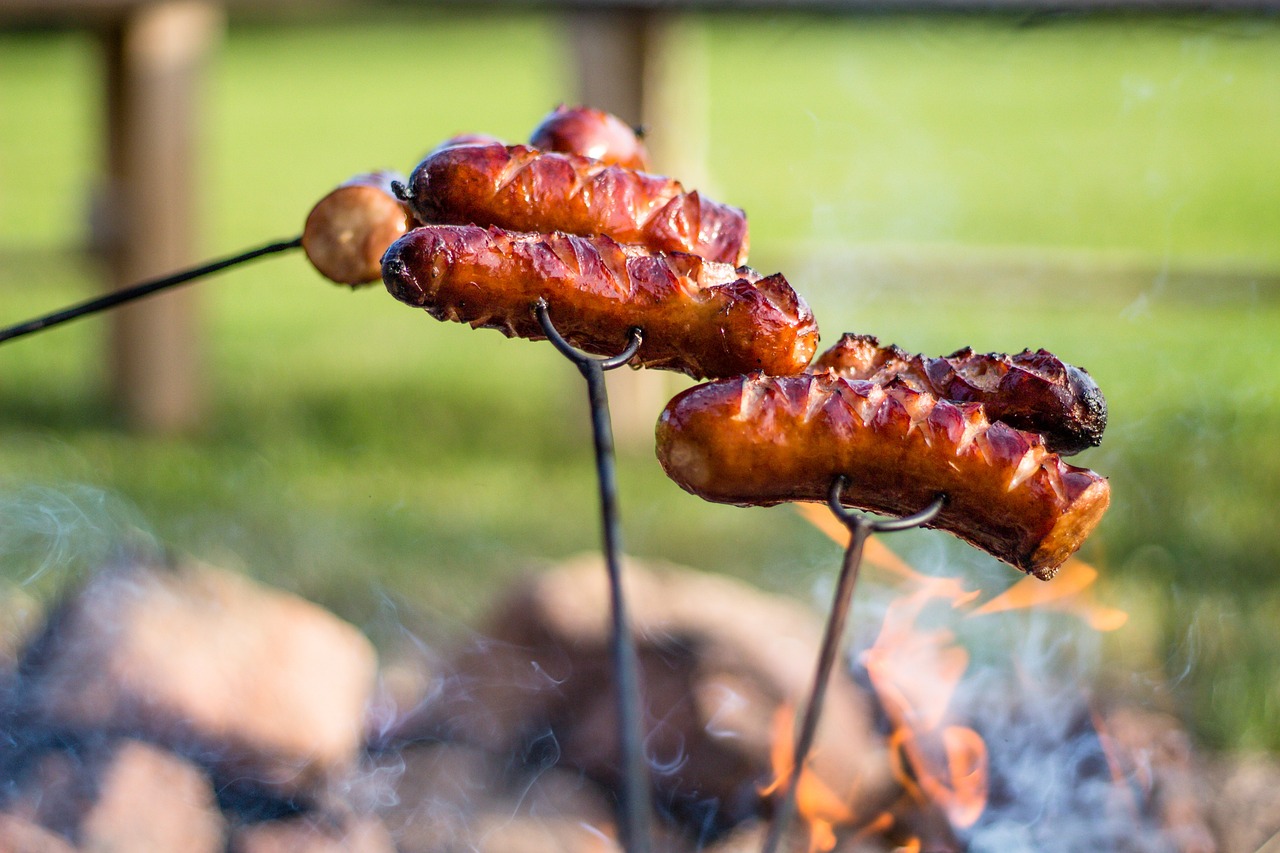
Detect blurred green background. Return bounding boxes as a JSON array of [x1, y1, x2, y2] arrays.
[[1, 10, 1277, 751]]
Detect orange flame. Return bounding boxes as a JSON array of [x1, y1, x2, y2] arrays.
[[764, 705, 856, 853], [790, 502, 1130, 843], [970, 558, 1128, 631]]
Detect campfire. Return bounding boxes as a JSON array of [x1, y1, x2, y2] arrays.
[[0, 104, 1270, 852], [0, 538, 1228, 852]]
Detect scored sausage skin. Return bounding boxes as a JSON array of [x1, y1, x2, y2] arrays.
[[302, 171, 417, 287], [656, 373, 1110, 578], [404, 142, 749, 266], [529, 104, 651, 171], [810, 333, 1107, 456], [381, 224, 817, 379]]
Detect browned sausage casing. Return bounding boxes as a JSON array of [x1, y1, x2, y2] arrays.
[[302, 171, 417, 287], [811, 333, 1107, 456], [404, 142, 749, 266], [529, 104, 651, 171], [381, 224, 817, 379], [656, 373, 1110, 577]]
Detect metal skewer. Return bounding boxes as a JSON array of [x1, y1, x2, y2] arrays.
[[533, 298, 652, 853], [0, 236, 302, 346], [762, 477, 946, 853]]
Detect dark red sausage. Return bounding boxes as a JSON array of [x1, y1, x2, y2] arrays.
[[302, 171, 416, 287], [381, 224, 815, 379], [403, 142, 749, 266], [657, 372, 1110, 578], [810, 333, 1107, 455], [529, 104, 651, 171]]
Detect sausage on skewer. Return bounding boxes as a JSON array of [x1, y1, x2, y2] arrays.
[[381, 224, 816, 379], [400, 142, 749, 266], [529, 104, 651, 171], [656, 372, 1110, 578], [811, 333, 1107, 455], [302, 171, 417, 287]]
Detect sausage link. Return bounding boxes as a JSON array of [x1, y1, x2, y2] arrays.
[[302, 171, 417, 286], [656, 373, 1110, 577], [403, 142, 749, 266], [810, 333, 1107, 455], [381, 224, 817, 379], [529, 104, 651, 171]]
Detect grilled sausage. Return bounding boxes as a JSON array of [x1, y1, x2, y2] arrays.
[[402, 142, 749, 266], [811, 333, 1107, 455], [381, 224, 817, 379], [656, 373, 1110, 577], [529, 104, 651, 171], [302, 172, 417, 286]]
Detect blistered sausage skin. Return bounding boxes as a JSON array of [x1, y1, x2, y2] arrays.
[[381, 224, 817, 379], [656, 373, 1110, 578], [402, 142, 749, 266], [302, 171, 417, 287], [811, 333, 1107, 456], [529, 104, 651, 171]]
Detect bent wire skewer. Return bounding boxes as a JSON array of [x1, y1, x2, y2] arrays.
[[0, 236, 302, 346], [761, 477, 946, 853], [534, 297, 653, 853]]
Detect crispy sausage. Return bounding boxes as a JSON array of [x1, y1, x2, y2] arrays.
[[655, 372, 1110, 577], [529, 104, 651, 171], [302, 172, 417, 287], [381, 224, 817, 379], [811, 333, 1107, 455], [402, 142, 749, 266]]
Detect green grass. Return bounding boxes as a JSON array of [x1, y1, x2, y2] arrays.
[[705, 13, 1280, 267], [1, 12, 1279, 750]]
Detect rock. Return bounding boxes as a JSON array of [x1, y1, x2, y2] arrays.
[[696, 819, 895, 853], [364, 632, 446, 752], [1, 739, 224, 852], [1205, 751, 1280, 853], [376, 741, 623, 853], [399, 555, 896, 833], [1101, 706, 1217, 853], [0, 813, 75, 853], [230, 813, 396, 853], [18, 558, 378, 801]]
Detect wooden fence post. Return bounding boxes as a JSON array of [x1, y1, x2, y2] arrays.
[[566, 7, 709, 448], [103, 0, 223, 433]]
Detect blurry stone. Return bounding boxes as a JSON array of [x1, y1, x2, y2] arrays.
[[401, 556, 896, 832], [363, 633, 446, 751], [0, 813, 75, 853], [697, 818, 897, 853], [80, 739, 225, 852], [1205, 751, 1280, 853], [18, 557, 378, 800], [1, 745, 94, 840], [2, 739, 224, 852], [698, 820, 771, 853], [230, 812, 395, 853], [377, 741, 622, 853], [1102, 706, 1217, 853]]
